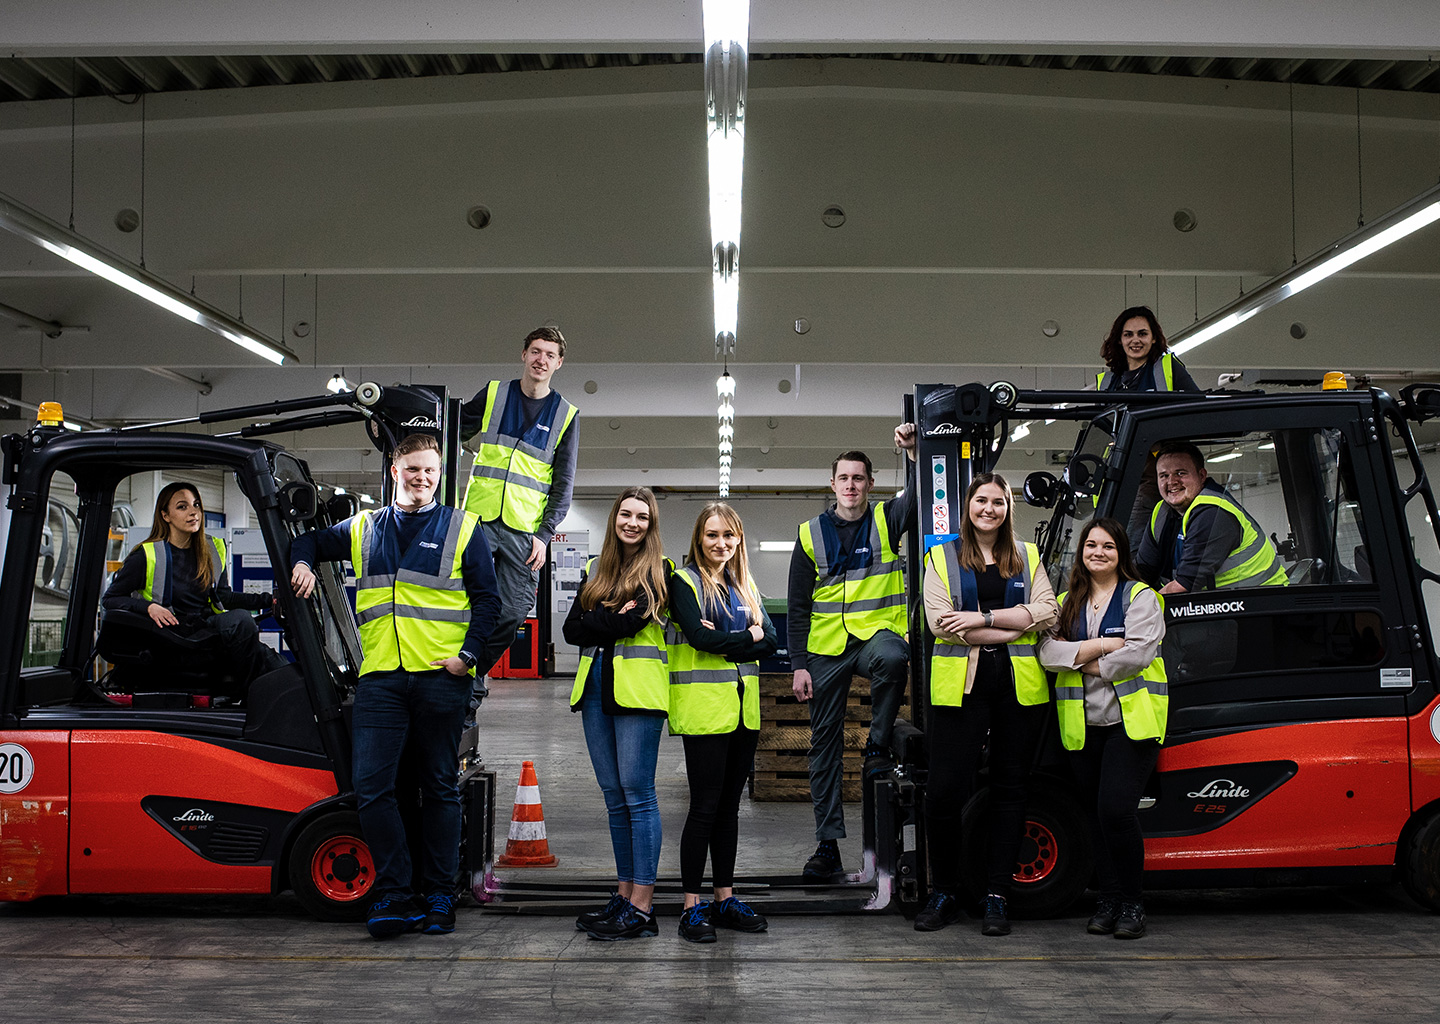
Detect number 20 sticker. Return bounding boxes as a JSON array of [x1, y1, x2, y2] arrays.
[[0, 743, 35, 794]]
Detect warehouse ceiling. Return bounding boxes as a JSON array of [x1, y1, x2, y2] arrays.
[[3, 2, 1440, 496]]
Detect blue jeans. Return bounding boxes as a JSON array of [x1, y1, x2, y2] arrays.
[[580, 681, 664, 886], [351, 667, 470, 899]]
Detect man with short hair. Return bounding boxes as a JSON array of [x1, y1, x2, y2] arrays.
[[1135, 440, 1286, 593], [460, 326, 579, 698], [790, 424, 917, 879], [290, 433, 501, 938]]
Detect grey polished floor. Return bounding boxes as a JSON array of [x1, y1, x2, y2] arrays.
[[3, 678, 1438, 1023]]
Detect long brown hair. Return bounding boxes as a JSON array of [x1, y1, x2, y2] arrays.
[[1055, 517, 1142, 641], [958, 473, 1025, 578], [578, 487, 668, 623], [1100, 305, 1170, 374], [137, 481, 217, 591], [686, 501, 761, 625]]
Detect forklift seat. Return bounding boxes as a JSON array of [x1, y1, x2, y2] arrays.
[[96, 608, 246, 699]]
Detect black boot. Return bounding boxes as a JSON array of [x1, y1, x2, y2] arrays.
[[1114, 900, 1147, 939]]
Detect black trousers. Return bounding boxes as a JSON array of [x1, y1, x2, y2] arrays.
[[1069, 724, 1160, 903], [924, 653, 1046, 897], [680, 728, 759, 894]]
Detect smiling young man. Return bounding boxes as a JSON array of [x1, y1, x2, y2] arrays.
[[789, 424, 917, 879], [460, 326, 579, 706], [290, 433, 501, 938], [1135, 440, 1286, 593]]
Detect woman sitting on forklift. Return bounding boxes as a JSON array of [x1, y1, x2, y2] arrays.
[[103, 481, 283, 694], [563, 486, 672, 941], [918, 472, 1058, 936], [667, 502, 776, 944], [1097, 306, 1201, 393], [1038, 517, 1167, 940]]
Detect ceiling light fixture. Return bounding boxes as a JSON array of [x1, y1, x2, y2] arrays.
[[327, 373, 354, 394], [0, 190, 295, 365], [1170, 180, 1440, 357]]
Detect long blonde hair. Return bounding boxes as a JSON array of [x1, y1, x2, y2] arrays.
[[578, 486, 668, 623], [958, 472, 1025, 579], [137, 481, 217, 591], [686, 502, 761, 624]]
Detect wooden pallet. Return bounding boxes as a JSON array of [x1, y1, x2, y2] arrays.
[[751, 772, 863, 803]]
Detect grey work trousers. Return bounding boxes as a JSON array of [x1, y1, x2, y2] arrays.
[[806, 629, 909, 840], [475, 520, 540, 691]]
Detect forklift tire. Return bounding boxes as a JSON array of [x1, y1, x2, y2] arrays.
[[1401, 809, 1440, 912], [959, 785, 1093, 919], [288, 811, 376, 922]]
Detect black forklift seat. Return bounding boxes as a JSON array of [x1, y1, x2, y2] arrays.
[[96, 608, 245, 699]]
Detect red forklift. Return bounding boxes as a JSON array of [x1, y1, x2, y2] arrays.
[[0, 383, 495, 920]]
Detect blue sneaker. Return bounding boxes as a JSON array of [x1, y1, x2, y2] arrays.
[[913, 891, 960, 932], [576, 891, 628, 931], [586, 899, 658, 941], [678, 901, 717, 944], [712, 896, 768, 933], [422, 891, 457, 934], [366, 893, 425, 939]]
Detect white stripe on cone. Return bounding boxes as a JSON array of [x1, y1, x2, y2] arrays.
[[508, 820, 547, 841], [514, 785, 541, 803]]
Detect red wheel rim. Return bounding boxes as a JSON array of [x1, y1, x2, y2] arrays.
[[309, 834, 375, 903], [1013, 820, 1058, 884]]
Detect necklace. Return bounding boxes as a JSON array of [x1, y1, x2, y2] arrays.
[[1090, 583, 1117, 611]]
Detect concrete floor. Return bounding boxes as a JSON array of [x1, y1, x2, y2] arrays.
[[3, 678, 1440, 1023]]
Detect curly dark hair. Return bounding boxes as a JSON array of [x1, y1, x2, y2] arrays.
[[1100, 306, 1168, 374]]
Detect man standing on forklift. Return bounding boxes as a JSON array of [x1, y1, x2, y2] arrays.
[[1136, 440, 1287, 593], [790, 425, 917, 880], [290, 433, 501, 938], [460, 326, 578, 710]]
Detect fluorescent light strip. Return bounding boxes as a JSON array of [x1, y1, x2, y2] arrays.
[[1170, 181, 1440, 357], [0, 191, 295, 365]]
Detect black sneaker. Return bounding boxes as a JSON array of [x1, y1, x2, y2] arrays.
[[802, 840, 843, 881], [575, 892, 627, 931], [678, 902, 717, 943], [862, 741, 894, 778], [981, 894, 1011, 936], [1114, 900, 1147, 939], [422, 891, 457, 935], [711, 896, 768, 933], [586, 899, 657, 941], [366, 893, 425, 939], [913, 891, 961, 932], [1087, 896, 1120, 935]]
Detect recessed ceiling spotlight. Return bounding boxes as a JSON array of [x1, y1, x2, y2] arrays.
[[794, 318, 810, 334], [822, 205, 846, 228], [584, 380, 599, 394], [114, 208, 140, 233], [1173, 208, 1198, 232], [778, 379, 792, 393], [1290, 322, 1307, 340], [466, 206, 492, 229], [1041, 320, 1060, 338]]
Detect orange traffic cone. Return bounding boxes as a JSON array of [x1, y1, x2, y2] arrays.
[[494, 760, 559, 868]]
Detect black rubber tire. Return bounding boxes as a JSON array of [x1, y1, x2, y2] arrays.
[[1401, 808, 1440, 912], [287, 811, 375, 922], [959, 782, 1094, 919]]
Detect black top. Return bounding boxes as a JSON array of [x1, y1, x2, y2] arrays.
[[787, 458, 917, 671], [668, 574, 778, 663], [973, 563, 1012, 680], [562, 577, 665, 718], [103, 539, 270, 620], [1103, 354, 1201, 393]]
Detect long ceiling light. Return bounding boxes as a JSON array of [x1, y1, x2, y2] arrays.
[[0, 190, 295, 365], [703, 0, 749, 497], [1170, 179, 1440, 357]]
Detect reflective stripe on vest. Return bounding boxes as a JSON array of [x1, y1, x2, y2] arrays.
[[1053, 581, 1168, 750], [463, 379, 577, 533], [1098, 352, 1175, 392], [798, 500, 908, 657], [139, 536, 228, 614], [570, 556, 671, 712], [349, 505, 480, 677], [665, 565, 760, 735], [1149, 488, 1288, 590], [926, 540, 1048, 708]]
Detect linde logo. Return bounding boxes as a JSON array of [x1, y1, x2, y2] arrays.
[[925, 422, 965, 436], [1187, 779, 1250, 799], [172, 808, 215, 823], [401, 416, 440, 428], [1171, 600, 1245, 617]]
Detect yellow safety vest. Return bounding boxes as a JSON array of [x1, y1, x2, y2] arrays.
[[665, 565, 760, 735], [1149, 489, 1288, 590], [1098, 351, 1176, 392], [1053, 581, 1169, 750], [926, 540, 1048, 708], [139, 537, 229, 614], [798, 500, 908, 657], [350, 505, 481, 677], [463, 379, 578, 533], [570, 556, 671, 713]]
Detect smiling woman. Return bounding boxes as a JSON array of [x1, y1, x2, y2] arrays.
[[1097, 306, 1201, 393]]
